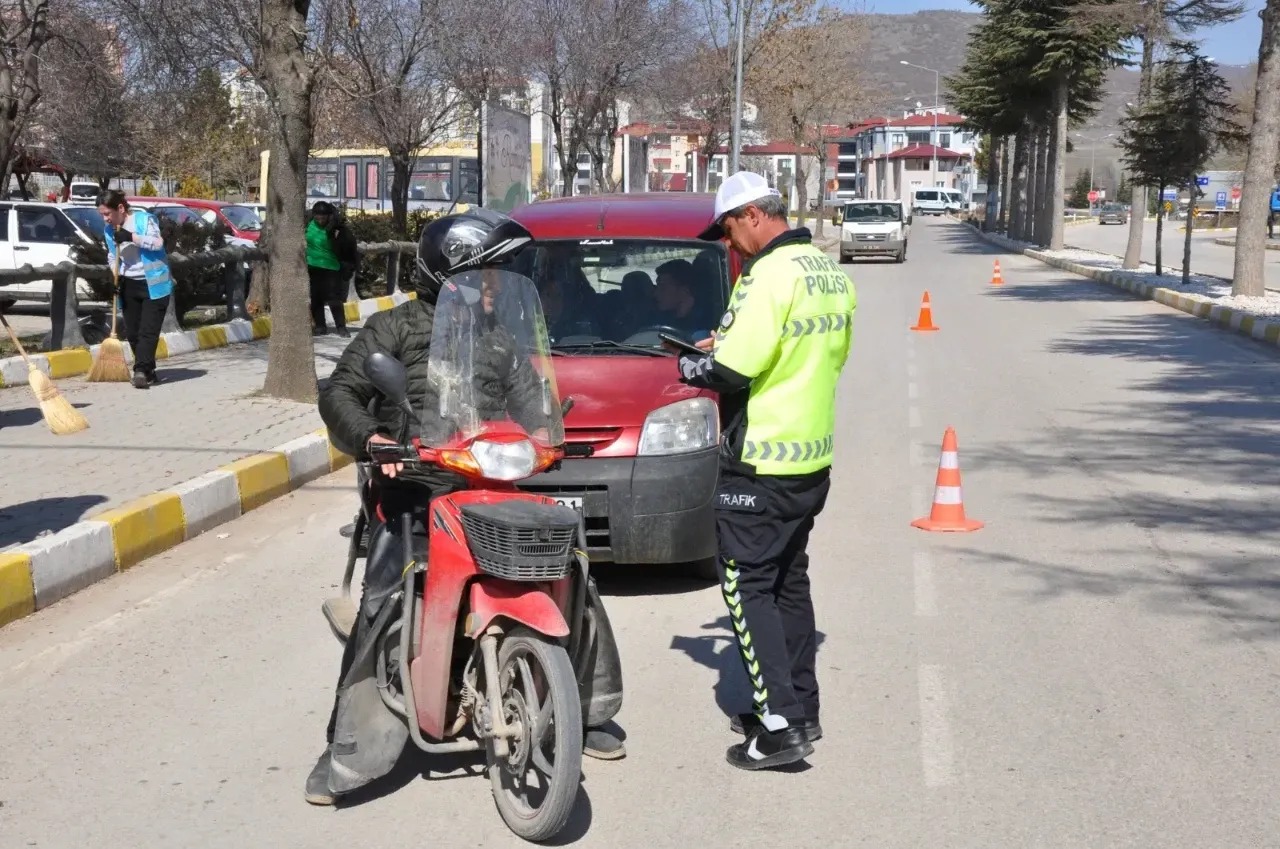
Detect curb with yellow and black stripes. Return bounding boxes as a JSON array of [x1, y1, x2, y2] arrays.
[[0, 291, 418, 390], [974, 230, 1280, 351], [0, 428, 356, 629]]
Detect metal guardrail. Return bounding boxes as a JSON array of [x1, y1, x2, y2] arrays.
[[0, 241, 417, 351]]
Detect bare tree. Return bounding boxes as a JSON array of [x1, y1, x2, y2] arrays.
[[751, 7, 870, 235], [0, 1, 52, 192], [323, 0, 461, 233], [100, 0, 326, 402], [36, 11, 140, 191], [687, 0, 815, 190], [1232, 0, 1280, 298]]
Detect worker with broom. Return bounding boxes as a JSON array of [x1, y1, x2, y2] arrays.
[[98, 190, 173, 389]]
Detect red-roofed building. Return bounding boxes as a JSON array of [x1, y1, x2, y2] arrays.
[[830, 108, 983, 208]]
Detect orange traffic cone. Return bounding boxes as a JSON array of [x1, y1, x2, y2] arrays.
[[912, 427, 983, 532], [990, 259, 1004, 286], [910, 290, 939, 332]]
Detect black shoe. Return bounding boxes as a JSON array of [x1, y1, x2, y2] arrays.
[[335, 327, 351, 338], [726, 726, 813, 771], [304, 750, 337, 806], [147, 372, 161, 385], [729, 712, 823, 742], [131, 372, 149, 389], [584, 727, 626, 760], [312, 327, 330, 336]]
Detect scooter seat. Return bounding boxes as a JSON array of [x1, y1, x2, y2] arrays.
[[322, 596, 357, 642]]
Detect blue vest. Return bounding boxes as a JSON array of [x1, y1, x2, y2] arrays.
[[1270, 189, 1280, 212], [104, 209, 173, 300]]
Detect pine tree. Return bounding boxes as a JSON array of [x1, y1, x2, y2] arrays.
[[1120, 41, 1244, 281], [1069, 168, 1094, 208]]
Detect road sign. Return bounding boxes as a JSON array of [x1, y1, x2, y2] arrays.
[[1216, 191, 1227, 210], [1096, 189, 1106, 200], [1196, 176, 1210, 186], [1231, 186, 1242, 201], [1162, 189, 1178, 201], [1087, 190, 1099, 203]]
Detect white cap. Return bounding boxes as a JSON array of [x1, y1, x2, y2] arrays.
[[699, 171, 782, 240]]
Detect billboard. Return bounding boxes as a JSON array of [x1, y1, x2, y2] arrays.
[[482, 102, 532, 212]]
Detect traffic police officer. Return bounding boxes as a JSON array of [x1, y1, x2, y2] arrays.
[[675, 171, 856, 770]]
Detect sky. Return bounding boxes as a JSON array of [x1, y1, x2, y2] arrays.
[[858, 0, 1265, 66]]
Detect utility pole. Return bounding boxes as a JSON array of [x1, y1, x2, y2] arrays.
[[730, 0, 746, 178], [901, 61, 940, 188]]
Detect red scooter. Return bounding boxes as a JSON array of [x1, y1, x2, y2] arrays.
[[322, 270, 593, 842]]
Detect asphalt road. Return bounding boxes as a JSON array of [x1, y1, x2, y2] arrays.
[[2, 216, 1280, 847], [1064, 218, 1280, 291]]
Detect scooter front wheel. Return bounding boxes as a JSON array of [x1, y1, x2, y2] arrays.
[[486, 627, 583, 843]]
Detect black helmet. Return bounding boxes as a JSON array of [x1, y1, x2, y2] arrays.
[[414, 208, 532, 301]]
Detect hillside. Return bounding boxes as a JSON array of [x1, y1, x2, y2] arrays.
[[856, 10, 1254, 189]]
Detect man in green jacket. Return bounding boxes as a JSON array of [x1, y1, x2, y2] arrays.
[[307, 201, 358, 337], [676, 171, 857, 771]]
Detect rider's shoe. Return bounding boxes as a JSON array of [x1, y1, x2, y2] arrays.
[[584, 727, 626, 760], [728, 711, 823, 742], [304, 750, 338, 805], [725, 725, 813, 771]]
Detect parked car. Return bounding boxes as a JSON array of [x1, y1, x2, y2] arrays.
[[840, 199, 910, 263], [67, 181, 102, 206], [0, 201, 97, 303], [59, 203, 106, 242], [508, 193, 740, 576], [171, 198, 263, 243], [1098, 203, 1129, 225], [127, 198, 211, 232]]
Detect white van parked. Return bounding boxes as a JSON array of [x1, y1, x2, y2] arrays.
[[910, 188, 948, 216], [940, 189, 965, 213]]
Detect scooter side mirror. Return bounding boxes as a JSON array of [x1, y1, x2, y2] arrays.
[[364, 351, 411, 410]]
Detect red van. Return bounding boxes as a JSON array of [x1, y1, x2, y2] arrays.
[[509, 194, 742, 577]]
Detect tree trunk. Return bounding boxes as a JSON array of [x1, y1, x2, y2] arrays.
[[794, 158, 808, 230], [984, 133, 1002, 232], [1154, 181, 1165, 275], [1010, 125, 1031, 240], [259, 0, 320, 404], [1049, 79, 1069, 251], [1123, 34, 1157, 270], [1182, 177, 1195, 287], [1034, 124, 1051, 247], [1232, 0, 1280, 297], [389, 152, 411, 237], [999, 136, 1012, 233], [813, 148, 827, 238], [1024, 128, 1039, 242]]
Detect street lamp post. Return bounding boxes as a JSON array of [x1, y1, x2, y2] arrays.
[[901, 60, 940, 189], [729, 0, 746, 178]]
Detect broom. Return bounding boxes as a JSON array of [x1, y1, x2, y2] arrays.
[[86, 251, 130, 382], [0, 312, 89, 435]]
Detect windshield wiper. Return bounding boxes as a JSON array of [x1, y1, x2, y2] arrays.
[[551, 340, 669, 357]]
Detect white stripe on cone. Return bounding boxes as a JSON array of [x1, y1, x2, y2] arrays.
[[932, 486, 963, 505], [939, 451, 958, 469]]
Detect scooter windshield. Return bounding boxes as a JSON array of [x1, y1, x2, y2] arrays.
[[419, 269, 565, 450]]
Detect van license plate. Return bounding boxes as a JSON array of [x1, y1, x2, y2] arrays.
[[552, 496, 584, 512]]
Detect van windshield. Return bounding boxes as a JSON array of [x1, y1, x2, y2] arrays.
[[844, 203, 902, 222], [508, 239, 730, 352]]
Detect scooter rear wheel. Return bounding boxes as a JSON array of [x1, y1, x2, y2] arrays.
[[487, 627, 583, 842]]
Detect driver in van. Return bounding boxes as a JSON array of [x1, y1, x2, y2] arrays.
[[308, 209, 627, 806]]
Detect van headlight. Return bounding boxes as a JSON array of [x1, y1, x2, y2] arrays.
[[637, 398, 719, 456]]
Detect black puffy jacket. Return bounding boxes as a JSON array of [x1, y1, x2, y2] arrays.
[[318, 297, 550, 490]]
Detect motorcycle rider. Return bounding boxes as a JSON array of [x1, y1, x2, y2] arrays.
[[307, 208, 626, 806]]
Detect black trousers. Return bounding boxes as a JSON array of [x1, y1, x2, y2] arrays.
[[119, 277, 169, 377], [715, 466, 831, 728], [326, 487, 624, 744], [308, 266, 347, 331]]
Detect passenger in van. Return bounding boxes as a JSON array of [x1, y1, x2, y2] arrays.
[[601, 270, 657, 338], [653, 259, 715, 337]]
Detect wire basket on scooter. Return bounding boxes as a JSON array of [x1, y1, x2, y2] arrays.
[[459, 500, 580, 581]]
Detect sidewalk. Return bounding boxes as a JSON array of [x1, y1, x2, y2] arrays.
[[0, 331, 358, 550]]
